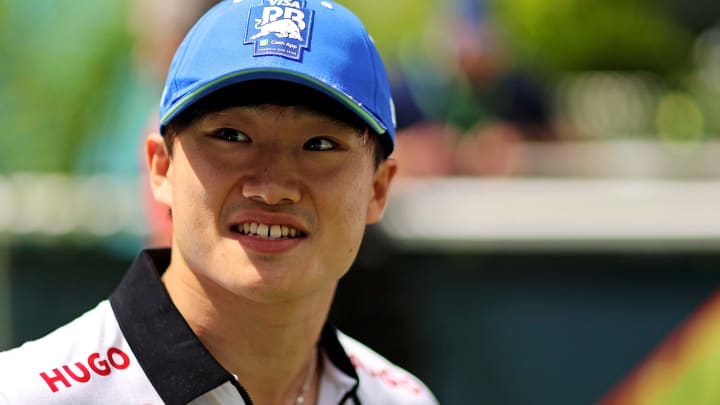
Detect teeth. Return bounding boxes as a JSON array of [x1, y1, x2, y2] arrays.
[[236, 222, 301, 239], [270, 225, 282, 238]]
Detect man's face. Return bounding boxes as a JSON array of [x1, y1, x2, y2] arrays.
[[148, 104, 396, 302]]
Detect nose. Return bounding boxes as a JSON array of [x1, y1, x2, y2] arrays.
[[241, 162, 302, 205]]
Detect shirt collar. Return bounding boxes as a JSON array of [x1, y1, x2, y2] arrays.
[[110, 249, 359, 404]]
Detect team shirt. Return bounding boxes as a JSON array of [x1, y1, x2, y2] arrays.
[[0, 249, 438, 404]]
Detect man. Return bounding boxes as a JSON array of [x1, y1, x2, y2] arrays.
[[0, 0, 439, 404]]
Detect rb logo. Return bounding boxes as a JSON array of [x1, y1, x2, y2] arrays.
[[244, 0, 314, 60]]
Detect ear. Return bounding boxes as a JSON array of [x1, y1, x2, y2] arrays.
[[366, 158, 398, 224], [146, 133, 173, 207]]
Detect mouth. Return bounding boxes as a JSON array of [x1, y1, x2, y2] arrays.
[[231, 222, 306, 240]]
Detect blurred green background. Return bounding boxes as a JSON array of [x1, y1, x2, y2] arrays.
[[3, 0, 720, 174], [3, 1, 720, 404]]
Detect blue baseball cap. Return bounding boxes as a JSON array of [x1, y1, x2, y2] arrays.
[[159, 0, 396, 156]]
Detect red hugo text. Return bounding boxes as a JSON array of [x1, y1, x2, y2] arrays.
[[39, 347, 131, 393]]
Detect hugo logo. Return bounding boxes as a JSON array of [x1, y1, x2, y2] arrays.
[[39, 347, 131, 393]]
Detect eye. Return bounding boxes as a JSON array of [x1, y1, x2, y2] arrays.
[[304, 137, 337, 151], [212, 128, 250, 143]]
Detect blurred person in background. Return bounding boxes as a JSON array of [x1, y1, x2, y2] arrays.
[[392, 0, 557, 178], [449, 13, 555, 177], [0, 1, 438, 404], [389, 68, 460, 178]]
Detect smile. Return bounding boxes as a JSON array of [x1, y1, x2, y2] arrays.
[[232, 222, 305, 239]]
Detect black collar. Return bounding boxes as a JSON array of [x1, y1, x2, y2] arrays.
[[110, 249, 359, 405]]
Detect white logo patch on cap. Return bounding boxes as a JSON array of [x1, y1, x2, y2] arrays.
[[244, 0, 314, 60]]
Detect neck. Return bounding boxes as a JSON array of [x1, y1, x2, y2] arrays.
[[162, 262, 334, 404]]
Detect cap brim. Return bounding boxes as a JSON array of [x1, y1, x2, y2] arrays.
[[160, 68, 388, 138]]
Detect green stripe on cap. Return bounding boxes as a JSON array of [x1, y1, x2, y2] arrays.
[[161, 69, 386, 135]]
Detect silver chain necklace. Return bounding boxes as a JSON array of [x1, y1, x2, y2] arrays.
[[295, 348, 318, 405]]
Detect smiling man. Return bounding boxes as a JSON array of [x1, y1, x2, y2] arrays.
[[0, 1, 438, 404]]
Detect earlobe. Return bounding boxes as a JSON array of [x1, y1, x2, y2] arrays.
[[366, 158, 398, 224], [146, 133, 173, 207]]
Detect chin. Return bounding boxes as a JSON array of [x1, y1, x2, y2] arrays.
[[222, 264, 308, 300]]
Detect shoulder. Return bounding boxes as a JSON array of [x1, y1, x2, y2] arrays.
[[337, 332, 439, 405], [0, 300, 114, 372], [0, 301, 160, 404]]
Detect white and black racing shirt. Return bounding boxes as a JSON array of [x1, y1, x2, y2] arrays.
[[0, 249, 438, 404]]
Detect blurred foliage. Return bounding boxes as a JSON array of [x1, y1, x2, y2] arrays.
[[337, 0, 435, 67], [491, 0, 694, 76], [0, 1, 131, 173]]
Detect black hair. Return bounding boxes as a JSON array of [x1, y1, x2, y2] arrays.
[[161, 80, 386, 167]]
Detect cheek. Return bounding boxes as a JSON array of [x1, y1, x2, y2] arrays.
[[173, 147, 234, 211], [315, 164, 374, 247], [340, 182, 372, 226], [171, 163, 206, 216], [168, 150, 231, 244], [169, 170, 211, 257], [168, 158, 235, 279]]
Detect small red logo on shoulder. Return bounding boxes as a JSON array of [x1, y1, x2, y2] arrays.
[[349, 354, 425, 395], [39, 347, 131, 393]]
